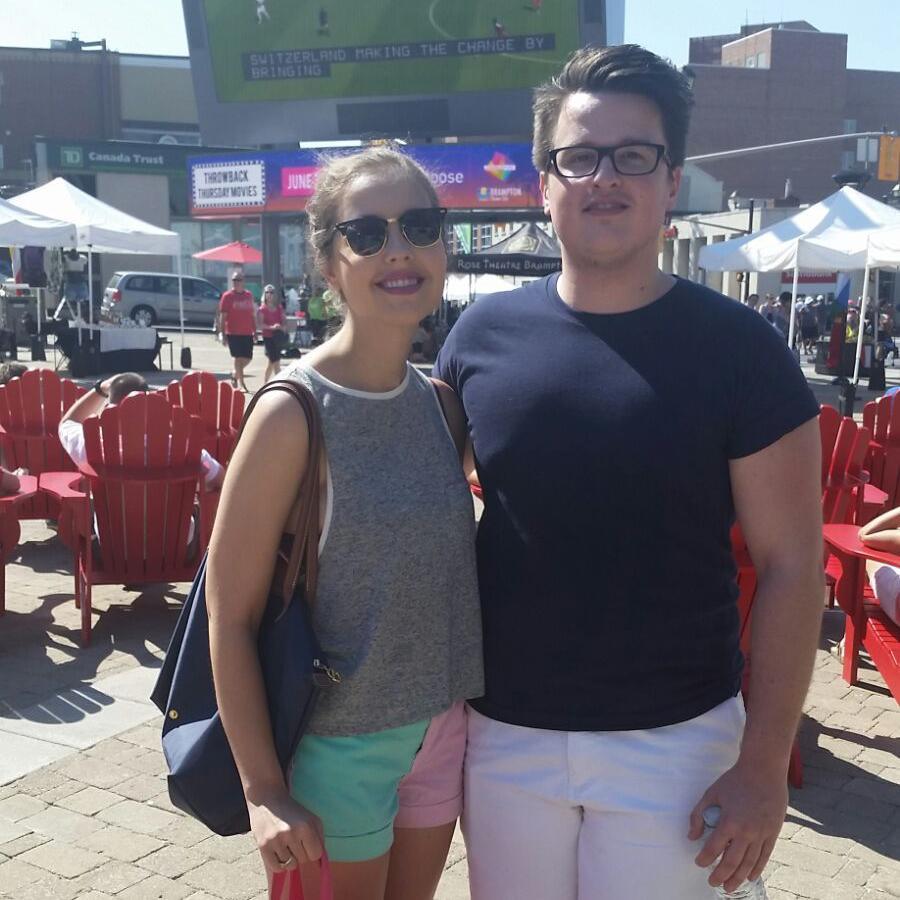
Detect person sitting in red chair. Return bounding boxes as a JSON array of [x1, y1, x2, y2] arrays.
[[58, 373, 224, 492], [859, 507, 900, 626], [58, 373, 225, 550]]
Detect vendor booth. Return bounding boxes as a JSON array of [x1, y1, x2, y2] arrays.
[[450, 223, 561, 277], [9, 178, 184, 374], [699, 187, 900, 387], [0, 196, 77, 358]]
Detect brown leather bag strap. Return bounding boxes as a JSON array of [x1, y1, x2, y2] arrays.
[[238, 378, 324, 607]]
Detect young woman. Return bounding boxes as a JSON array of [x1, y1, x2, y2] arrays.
[[206, 146, 483, 900], [258, 284, 287, 383]]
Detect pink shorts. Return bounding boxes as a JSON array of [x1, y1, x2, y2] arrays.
[[395, 700, 468, 828]]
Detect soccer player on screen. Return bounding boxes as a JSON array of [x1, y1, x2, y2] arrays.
[[255, 0, 271, 24]]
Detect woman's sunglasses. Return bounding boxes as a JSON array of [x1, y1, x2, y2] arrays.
[[332, 207, 447, 257]]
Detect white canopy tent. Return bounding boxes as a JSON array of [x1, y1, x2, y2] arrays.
[[868, 224, 900, 268], [699, 187, 900, 383], [0, 196, 77, 248], [9, 178, 184, 349], [444, 272, 519, 305], [0, 197, 78, 339]]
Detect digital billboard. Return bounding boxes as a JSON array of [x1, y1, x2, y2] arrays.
[[186, 143, 544, 217], [182, 0, 623, 143], [203, 0, 580, 102]]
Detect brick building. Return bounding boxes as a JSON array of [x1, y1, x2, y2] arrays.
[[686, 21, 900, 206], [0, 41, 199, 193]]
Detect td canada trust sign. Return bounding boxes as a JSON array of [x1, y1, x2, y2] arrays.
[[47, 140, 194, 174]]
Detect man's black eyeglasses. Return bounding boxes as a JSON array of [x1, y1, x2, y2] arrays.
[[548, 143, 670, 178], [333, 207, 447, 258]]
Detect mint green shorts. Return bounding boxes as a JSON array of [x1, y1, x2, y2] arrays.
[[289, 703, 467, 862]]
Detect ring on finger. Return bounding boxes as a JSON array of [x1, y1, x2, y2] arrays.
[[274, 852, 294, 868]]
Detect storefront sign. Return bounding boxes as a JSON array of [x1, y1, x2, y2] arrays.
[[780, 271, 837, 284], [187, 143, 543, 215], [191, 160, 267, 210], [450, 254, 560, 275], [42, 139, 227, 175]]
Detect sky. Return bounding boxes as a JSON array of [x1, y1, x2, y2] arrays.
[[0, 0, 897, 71]]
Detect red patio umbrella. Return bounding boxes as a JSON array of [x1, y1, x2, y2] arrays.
[[192, 241, 262, 264]]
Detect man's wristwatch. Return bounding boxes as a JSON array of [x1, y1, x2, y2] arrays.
[[93, 379, 108, 397]]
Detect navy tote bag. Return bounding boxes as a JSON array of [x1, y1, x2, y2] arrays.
[[151, 380, 339, 837]]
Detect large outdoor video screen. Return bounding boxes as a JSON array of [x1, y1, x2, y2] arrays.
[[203, 0, 581, 102], [183, 0, 620, 143]]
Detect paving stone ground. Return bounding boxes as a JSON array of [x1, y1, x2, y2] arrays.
[[0, 338, 897, 898]]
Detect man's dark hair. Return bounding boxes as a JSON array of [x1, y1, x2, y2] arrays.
[[532, 44, 694, 172], [108, 372, 148, 405]]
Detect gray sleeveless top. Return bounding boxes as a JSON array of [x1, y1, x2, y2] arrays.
[[284, 361, 483, 735]]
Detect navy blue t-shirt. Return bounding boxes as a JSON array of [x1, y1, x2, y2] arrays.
[[435, 274, 819, 731]]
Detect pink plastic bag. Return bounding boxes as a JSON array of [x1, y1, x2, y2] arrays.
[[270, 853, 333, 900]]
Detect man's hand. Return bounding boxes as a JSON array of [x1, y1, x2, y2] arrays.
[[688, 759, 787, 892]]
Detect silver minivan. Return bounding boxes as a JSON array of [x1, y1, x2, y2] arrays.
[[102, 272, 222, 327]]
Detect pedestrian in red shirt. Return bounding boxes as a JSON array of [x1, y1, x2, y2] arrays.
[[257, 283, 286, 383], [216, 271, 257, 392]]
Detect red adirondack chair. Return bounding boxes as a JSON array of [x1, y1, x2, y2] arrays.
[[863, 394, 900, 508], [43, 393, 211, 645], [819, 404, 841, 489], [0, 474, 39, 613], [165, 371, 244, 465], [822, 417, 871, 527], [0, 370, 86, 518]]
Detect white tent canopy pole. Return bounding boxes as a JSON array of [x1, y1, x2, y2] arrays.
[[853, 262, 872, 385], [874, 269, 881, 347], [177, 255, 185, 349], [786, 249, 800, 350]]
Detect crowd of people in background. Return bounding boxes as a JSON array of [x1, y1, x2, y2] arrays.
[[748, 289, 899, 364], [217, 270, 457, 385]]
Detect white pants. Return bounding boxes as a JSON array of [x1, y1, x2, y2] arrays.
[[463, 697, 745, 900]]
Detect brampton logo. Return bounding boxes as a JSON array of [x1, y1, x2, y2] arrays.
[[483, 152, 516, 181]]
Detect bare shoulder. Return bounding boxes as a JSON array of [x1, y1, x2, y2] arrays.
[[230, 388, 310, 481]]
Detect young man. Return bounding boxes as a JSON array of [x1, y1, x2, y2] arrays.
[[435, 45, 823, 899], [215, 272, 257, 392]]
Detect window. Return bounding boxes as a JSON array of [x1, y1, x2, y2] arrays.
[[126, 275, 156, 292], [279, 223, 308, 281], [756, 52, 768, 68], [199, 281, 221, 300], [171, 219, 202, 278], [155, 276, 179, 295], [745, 56, 756, 67], [843, 119, 858, 134], [841, 150, 855, 171]]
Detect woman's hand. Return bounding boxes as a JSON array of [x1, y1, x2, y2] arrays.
[[248, 787, 325, 872]]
